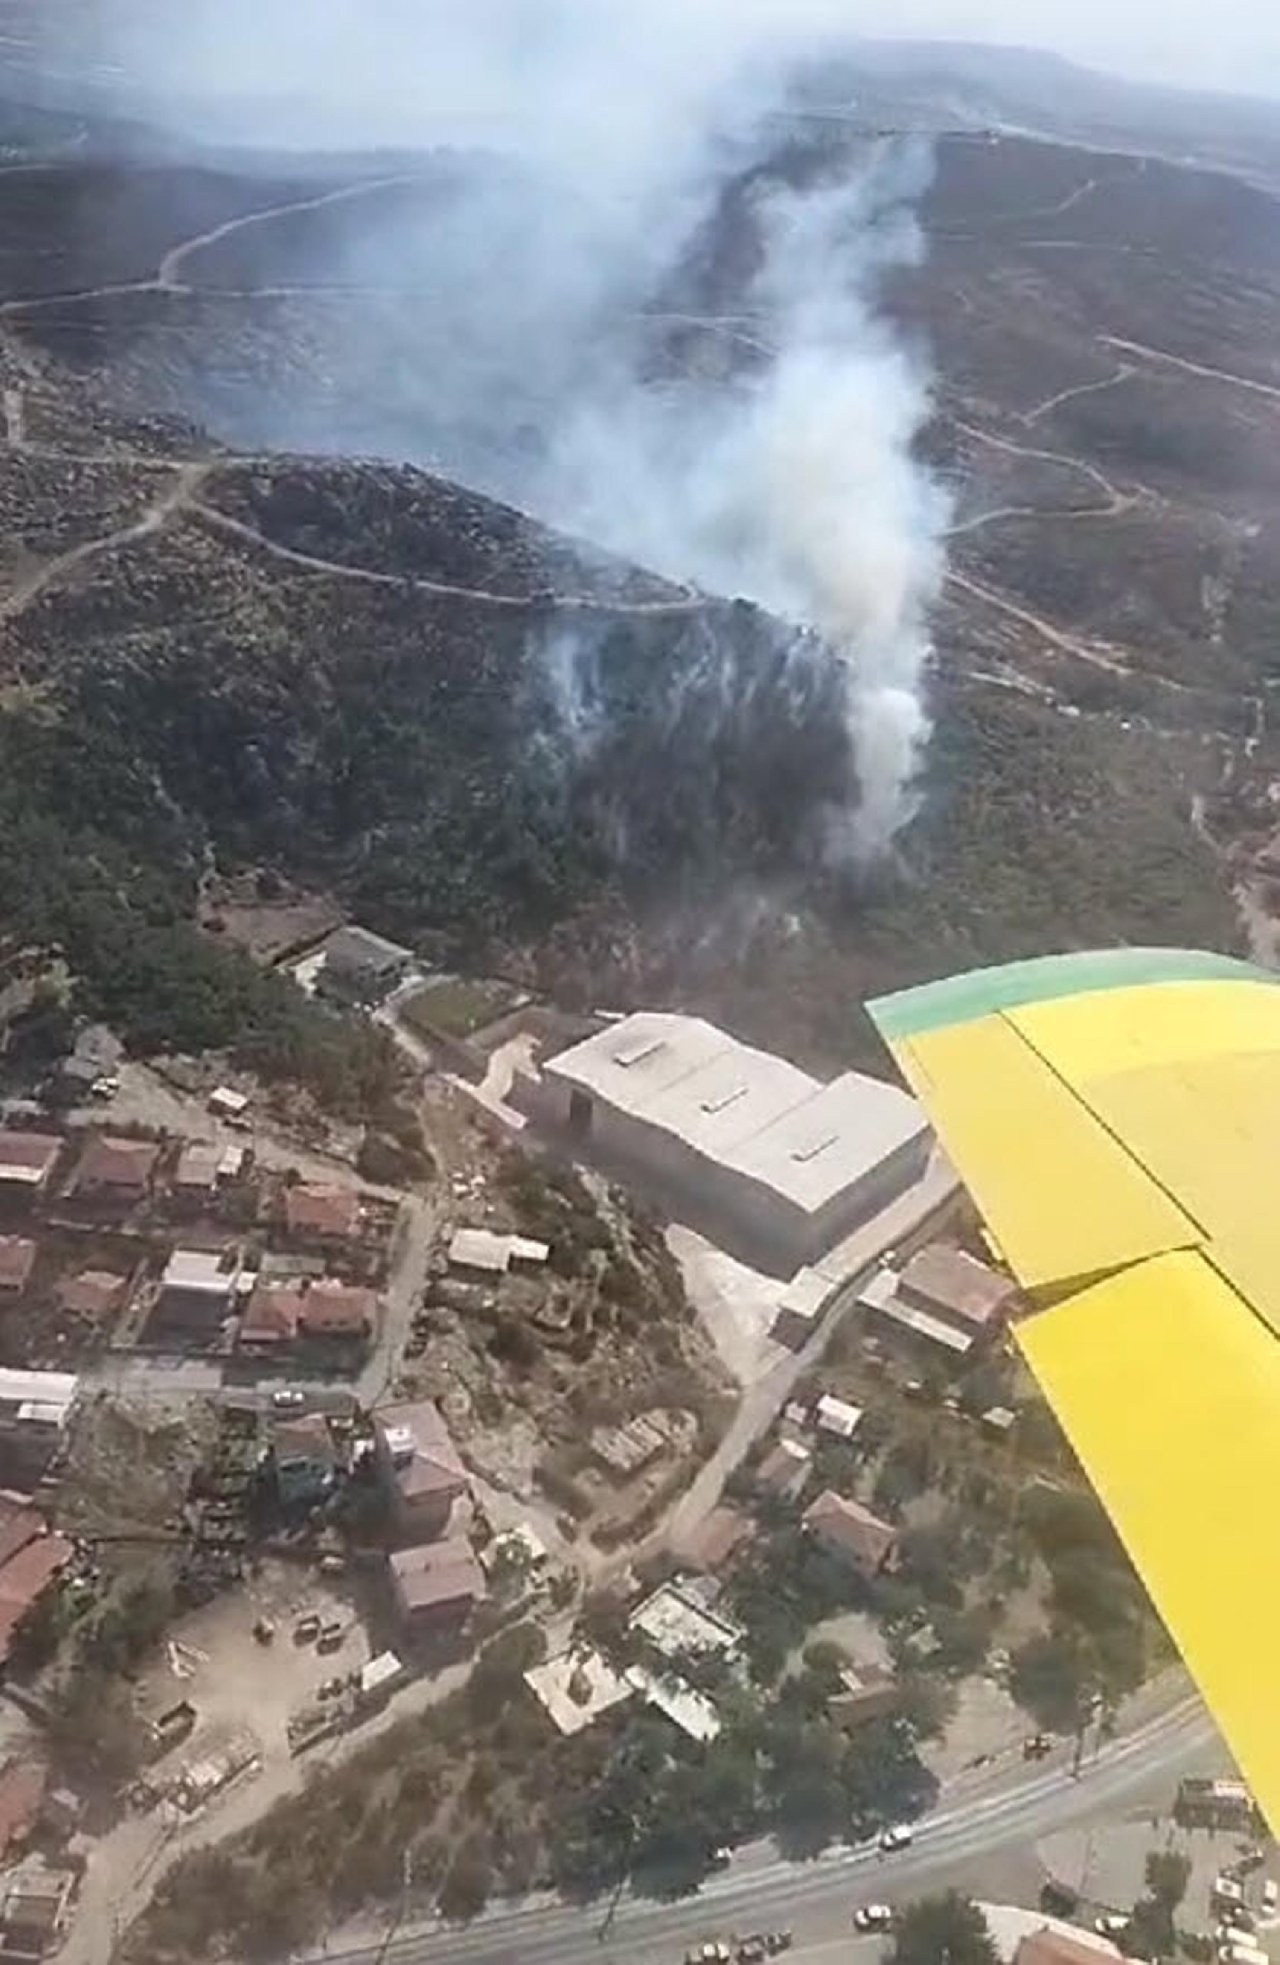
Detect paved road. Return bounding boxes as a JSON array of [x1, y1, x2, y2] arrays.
[[307, 1693, 1219, 1965], [664, 1154, 960, 1560]]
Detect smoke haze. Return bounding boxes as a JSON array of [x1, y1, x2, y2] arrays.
[[76, 0, 950, 858]]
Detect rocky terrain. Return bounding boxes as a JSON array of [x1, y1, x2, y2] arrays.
[[0, 52, 1276, 1072]]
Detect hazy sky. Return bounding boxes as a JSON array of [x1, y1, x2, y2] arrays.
[[861, 0, 1280, 99], [88, 0, 1280, 122]]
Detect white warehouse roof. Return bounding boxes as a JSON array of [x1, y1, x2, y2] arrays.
[[545, 1013, 926, 1217]]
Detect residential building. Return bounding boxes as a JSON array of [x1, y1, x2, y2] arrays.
[[814, 1393, 863, 1441], [299, 1280, 377, 1343], [172, 1143, 223, 1211], [238, 1284, 305, 1351], [521, 1010, 931, 1276], [524, 1647, 632, 1736], [69, 1135, 160, 1209], [629, 1581, 742, 1660], [0, 1134, 61, 1206], [861, 1243, 1018, 1359], [0, 1506, 72, 1663], [448, 1229, 550, 1277], [282, 1183, 361, 1247], [755, 1436, 812, 1502], [828, 1661, 898, 1730], [0, 1370, 77, 1485], [55, 1269, 128, 1328], [0, 1238, 36, 1298], [154, 1247, 252, 1338], [389, 1537, 485, 1642], [803, 1489, 897, 1576], [975, 1908, 1122, 1965], [376, 1401, 469, 1541], [626, 1664, 721, 1743], [316, 925, 414, 1007]]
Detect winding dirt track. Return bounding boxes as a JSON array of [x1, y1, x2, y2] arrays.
[[190, 501, 702, 614], [1102, 333, 1280, 403], [1025, 363, 1134, 424], [0, 462, 213, 624]]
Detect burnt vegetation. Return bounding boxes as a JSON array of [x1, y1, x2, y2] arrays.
[[0, 100, 1270, 1087]]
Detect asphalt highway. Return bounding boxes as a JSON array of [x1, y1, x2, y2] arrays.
[[305, 1691, 1220, 1965]]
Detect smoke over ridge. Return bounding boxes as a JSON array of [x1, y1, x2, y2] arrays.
[[81, 0, 950, 858]]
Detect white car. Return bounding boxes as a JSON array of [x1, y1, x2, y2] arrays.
[[879, 1825, 914, 1852], [1096, 1915, 1131, 1938], [271, 1389, 306, 1411], [854, 1904, 894, 1932]]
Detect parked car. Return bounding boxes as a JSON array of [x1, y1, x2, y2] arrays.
[[1223, 1907, 1256, 1933], [317, 1676, 345, 1701], [1023, 1733, 1053, 1759], [763, 1939, 793, 1957], [737, 1940, 767, 1964], [317, 1619, 346, 1653], [854, 1905, 894, 1931], [879, 1825, 914, 1852], [684, 1945, 730, 1965], [1262, 1881, 1278, 1914], [293, 1614, 321, 1644], [1096, 1915, 1131, 1938], [271, 1389, 306, 1411]]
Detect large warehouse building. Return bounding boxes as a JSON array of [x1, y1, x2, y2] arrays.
[[525, 1011, 930, 1275]]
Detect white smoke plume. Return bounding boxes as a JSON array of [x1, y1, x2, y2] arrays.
[[80, 0, 950, 859]]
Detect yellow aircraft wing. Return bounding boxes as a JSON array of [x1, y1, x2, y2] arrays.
[[868, 948, 1280, 1824]]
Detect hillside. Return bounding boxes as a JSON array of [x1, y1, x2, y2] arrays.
[[0, 92, 1266, 1076]]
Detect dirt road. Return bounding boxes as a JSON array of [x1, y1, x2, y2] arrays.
[[0, 461, 211, 624]]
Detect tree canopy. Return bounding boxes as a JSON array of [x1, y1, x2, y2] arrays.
[[891, 1893, 1001, 1965]]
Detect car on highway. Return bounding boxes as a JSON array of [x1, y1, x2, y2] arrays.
[[854, 1904, 894, 1931], [879, 1824, 914, 1852]]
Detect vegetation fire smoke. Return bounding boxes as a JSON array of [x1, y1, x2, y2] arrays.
[[88, 0, 949, 860]]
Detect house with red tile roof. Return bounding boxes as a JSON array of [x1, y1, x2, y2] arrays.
[[282, 1184, 361, 1246], [803, 1489, 897, 1577], [70, 1135, 160, 1208], [376, 1401, 470, 1542]]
